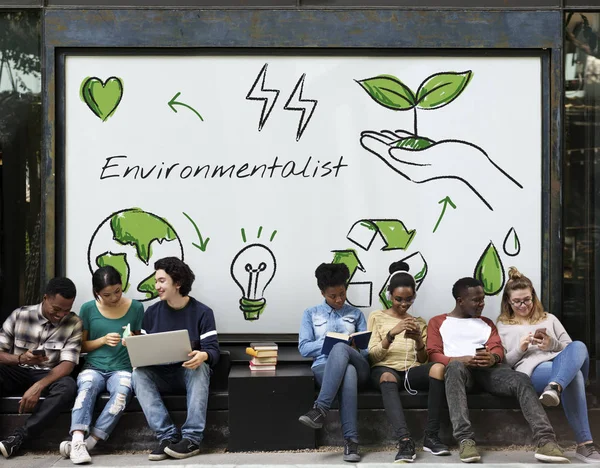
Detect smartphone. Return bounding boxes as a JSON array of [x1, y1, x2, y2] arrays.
[[475, 346, 486, 352], [32, 349, 46, 356], [533, 328, 546, 340]]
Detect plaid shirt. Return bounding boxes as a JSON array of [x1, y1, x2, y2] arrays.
[[0, 303, 82, 369]]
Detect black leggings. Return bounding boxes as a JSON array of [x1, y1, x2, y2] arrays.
[[371, 363, 446, 440]]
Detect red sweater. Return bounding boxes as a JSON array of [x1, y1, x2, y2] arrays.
[[426, 313, 505, 366]]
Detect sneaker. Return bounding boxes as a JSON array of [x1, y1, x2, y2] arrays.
[[394, 437, 416, 463], [298, 406, 326, 429], [148, 438, 179, 461], [164, 438, 200, 459], [459, 439, 481, 463], [575, 443, 600, 463], [343, 439, 361, 462], [540, 383, 561, 407], [0, 432, 24, 459], [535, 441, 569, 463], [70, 441, 91, 465], [59, 440, 72, 458], [423, 433, 451, 456]]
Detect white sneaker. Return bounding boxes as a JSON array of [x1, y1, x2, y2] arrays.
[[59, 440, 71, 458], [69, 441, 91, 465], [539, 383, 561, 407]]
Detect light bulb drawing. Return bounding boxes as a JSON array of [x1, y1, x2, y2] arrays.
[[230, 243, 277, 320]]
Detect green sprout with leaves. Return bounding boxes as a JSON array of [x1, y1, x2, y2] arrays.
[[356, 71, 473, 149]]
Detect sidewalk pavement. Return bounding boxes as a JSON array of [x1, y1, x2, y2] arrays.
[[3, 447, 588, 468]]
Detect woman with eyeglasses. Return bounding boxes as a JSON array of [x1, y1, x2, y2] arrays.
[[497, 267, 599, 463], [367, 261, 449, 463]]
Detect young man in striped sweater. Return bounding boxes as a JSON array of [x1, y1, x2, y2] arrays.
[[132, 257, 219, 461], [427, 277, 567, 464]]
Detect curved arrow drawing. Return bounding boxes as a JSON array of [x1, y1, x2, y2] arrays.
[[168, 92, 204, 121]]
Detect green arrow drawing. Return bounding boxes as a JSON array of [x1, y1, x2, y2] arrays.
[[168, 92, 204, 121], [432, 196, 457, 233], [347, 219, 416, 251], [182, 212, 210, 252], [332, 249, 365, 282]]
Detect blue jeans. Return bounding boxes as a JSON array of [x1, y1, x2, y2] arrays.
[[70, 368, 133, 440], [132, 364, 210, 445], [530, 341, 592, 443], [312, 343, 370, 441]]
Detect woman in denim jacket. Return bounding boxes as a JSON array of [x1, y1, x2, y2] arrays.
[[298, 263, 369, 463]]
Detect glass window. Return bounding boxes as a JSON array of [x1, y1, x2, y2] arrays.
[[0, 10, 41, 321], [564, 12, 600, 359]]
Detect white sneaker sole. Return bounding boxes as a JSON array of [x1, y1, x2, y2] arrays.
[[163, 447, 200, 459], [574, 452, 600, 463], [148, 452, 169, 461], [460, 455, 481, 463], [540, 391, 560, 407], [423, 446, 451, 456], [535, 453, 570, 463], [394, 455, 416, 463], [0, 442, 9, 459], [71, 454, 92, 464]]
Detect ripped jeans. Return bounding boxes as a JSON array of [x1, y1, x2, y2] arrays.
[[70, 368, 133, 441]]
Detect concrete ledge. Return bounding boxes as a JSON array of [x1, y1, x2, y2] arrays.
[[3, 407, 599, 451]]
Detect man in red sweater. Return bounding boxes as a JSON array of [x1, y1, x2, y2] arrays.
[[427, 277, 567, 464]]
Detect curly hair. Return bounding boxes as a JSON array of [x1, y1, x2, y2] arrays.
[[497, 266, 546, 325], [315, 263, 349, 291], [154, 257, 196, 296], [45, 277, 76, 300], [451, 277, 483, 300]]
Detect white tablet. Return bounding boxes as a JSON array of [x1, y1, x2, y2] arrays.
[[125, 330, 192, 367]]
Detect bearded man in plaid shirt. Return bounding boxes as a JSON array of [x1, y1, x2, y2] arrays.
[[0, 277, 82, 459]]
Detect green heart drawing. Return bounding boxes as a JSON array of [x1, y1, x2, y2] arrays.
[[80, 76, 124, 122]]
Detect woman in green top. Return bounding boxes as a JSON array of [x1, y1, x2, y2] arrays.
[[60, 266, 144, 465]]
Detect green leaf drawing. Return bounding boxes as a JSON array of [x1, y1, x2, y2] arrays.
[[503, 227, 521, 257], [357, 75, 416, 110], [95, 252, 131, 293], [474, 241, 505, 296], [416, 71, 473, 109], [395, 136, 435, 150]]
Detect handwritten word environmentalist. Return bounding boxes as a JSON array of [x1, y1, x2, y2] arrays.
[[99, 155, 348, 181]]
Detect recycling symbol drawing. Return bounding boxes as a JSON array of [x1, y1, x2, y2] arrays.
[[331, 219, 427, 309]]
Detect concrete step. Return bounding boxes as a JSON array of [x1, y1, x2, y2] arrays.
[[1, 449, 593, 467], [2, 407, 599, 451]]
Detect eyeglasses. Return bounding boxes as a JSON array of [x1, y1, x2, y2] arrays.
[[510, 298, 533, 307]]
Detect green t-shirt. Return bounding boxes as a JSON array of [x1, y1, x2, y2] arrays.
[[80, 299, 144, 372]]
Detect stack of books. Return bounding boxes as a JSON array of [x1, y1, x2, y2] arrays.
[[246, 342, 278, 371]]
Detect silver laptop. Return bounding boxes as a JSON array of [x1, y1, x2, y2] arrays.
[[125, 330, 192, 367]]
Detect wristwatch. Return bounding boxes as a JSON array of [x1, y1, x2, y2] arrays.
[[386, 331, 395, 343]]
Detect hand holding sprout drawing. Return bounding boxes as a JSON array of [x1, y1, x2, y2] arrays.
[[357, 71, 522, 211]]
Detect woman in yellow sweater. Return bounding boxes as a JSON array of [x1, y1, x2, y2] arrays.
[[367, 261, 448, 463]]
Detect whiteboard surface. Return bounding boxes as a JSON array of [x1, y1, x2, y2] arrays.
[[64, 55, 542, 333]]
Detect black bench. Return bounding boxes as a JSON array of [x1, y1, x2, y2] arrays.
[[0, 351, 231, 414]]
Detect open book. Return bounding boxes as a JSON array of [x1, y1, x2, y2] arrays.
[[321, 330, 372, 355]]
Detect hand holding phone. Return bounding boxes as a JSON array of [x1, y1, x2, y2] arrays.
[[32, 349, 46, 356], [533, 328, 547, 340]]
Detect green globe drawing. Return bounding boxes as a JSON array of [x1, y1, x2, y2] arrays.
[[87, 208, 184, 301]]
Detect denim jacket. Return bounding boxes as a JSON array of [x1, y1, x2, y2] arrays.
[[298, 301, 368, 368]]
